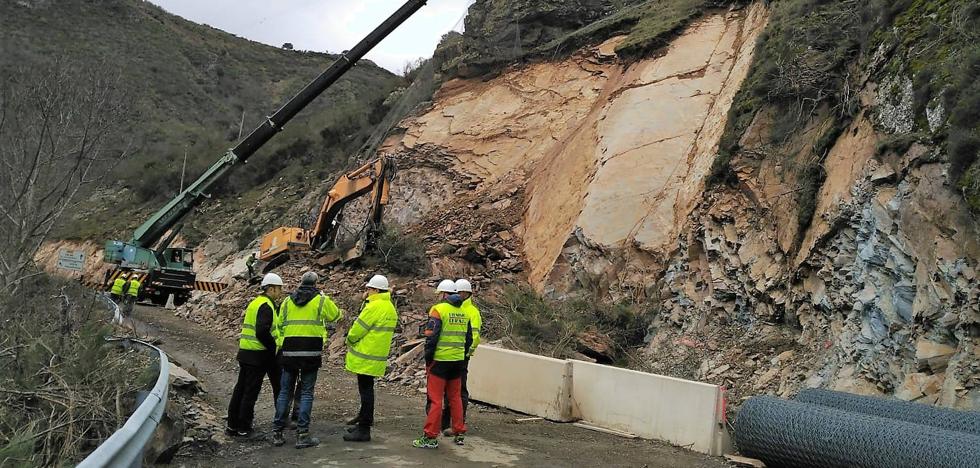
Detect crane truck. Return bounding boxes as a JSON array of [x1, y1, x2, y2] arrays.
[[257, 154, 394, 271], [102, 0, 428, 305]]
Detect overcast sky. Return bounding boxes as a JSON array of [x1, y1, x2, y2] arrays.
[[147, 0, 473, 73]]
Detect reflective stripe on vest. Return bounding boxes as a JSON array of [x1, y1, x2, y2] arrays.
[[239, 296, 274, 351], [434, 302, 469, 362], [278, 295, 327, 357], [356, 318, 396, 333], [348, 348, 388, 362]]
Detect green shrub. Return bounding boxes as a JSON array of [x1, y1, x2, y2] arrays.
[[367, 225, 429, 276], [0, 275, 145, 465], [482, 285, 654, 363]]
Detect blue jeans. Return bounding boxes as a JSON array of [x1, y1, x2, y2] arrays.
[[274, 368, 317, 431]]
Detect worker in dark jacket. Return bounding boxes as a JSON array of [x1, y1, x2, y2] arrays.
[[271, 271, 342, 449], [226, 273, 284, 437]]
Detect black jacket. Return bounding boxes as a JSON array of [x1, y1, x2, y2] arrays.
[[278, 285, 325, 371], [237, 300, 277, 367]]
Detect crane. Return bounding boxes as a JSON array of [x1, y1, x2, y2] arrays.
[[101, 0, 428, 305]]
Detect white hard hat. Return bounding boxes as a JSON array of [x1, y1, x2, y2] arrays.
[[261, 273, 284, 287], [454, 279, 472, 293], [437, 279, 457, 293], [366, 274, 390, 291]]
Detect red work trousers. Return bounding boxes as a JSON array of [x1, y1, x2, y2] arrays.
[[424, 369, 466, 437]]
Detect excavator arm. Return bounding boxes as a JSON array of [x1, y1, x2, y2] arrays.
[[258, 156, 394, 264]]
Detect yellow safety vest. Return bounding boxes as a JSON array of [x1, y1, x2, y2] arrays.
[[433, 302, 469, 362], [126, 279, 141, 297], [111, 277, 126, 295], [461, 298, 482, 358], [275, 294, 341, 358], [240, 295, 274, 351], [345, 292, 398, 377]]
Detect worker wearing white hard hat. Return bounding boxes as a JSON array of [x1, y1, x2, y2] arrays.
[[343, 274, 398, 443], [227, 272, 285, 438], [439, 278, 482, 435], [415, 279, 472, 449]]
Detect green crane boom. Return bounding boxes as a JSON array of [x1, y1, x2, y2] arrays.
[[103, 0, 429, 305]]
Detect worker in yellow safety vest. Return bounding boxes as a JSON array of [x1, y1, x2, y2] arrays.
[[227, 273, 284, 438], [110, 273, 127, 302], [414, 279, 472, 449], [343, 274, 398, 443], [270, 271, 341, 449], [122, 274, 141, 317], [440, 278, 481, 435]]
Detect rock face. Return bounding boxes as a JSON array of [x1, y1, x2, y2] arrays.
[[446, 0, 646, 76], [371, 1, 980, 410], [387, 4, 769, 293]]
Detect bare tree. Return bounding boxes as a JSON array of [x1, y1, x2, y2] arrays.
[[0, 62, 131, 295]]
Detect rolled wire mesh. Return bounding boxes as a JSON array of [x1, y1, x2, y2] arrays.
[[796, 388, 980, 436], [734, 396, 980, 468]]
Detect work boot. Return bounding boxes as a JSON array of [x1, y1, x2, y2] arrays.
[[412, 435, 439, 449], [271, 430, 285, 447], [295, 432, 320, 449], [343, 425, 371, 442]]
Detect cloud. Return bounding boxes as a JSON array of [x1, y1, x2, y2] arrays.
[[148, 0, 471, 72]]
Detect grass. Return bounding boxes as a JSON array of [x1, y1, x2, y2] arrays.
[[709, 0, 980, 223], [482, 285, 653, 365], [0, 275, 147, 466], [1, 0, 402, 242], [441, 0, 741, 77]]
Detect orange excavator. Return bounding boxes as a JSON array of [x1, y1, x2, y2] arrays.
[[258, 155, 395, 271]]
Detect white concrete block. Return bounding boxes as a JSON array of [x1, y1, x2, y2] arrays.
[[569, 360, 725, 455], [468, 346, 575, 421]]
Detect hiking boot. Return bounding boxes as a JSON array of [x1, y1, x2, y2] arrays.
[[453, 434, 465, 446], [412, 435, 439, 449], [343, 425, 371, 442], [271, 431, 285, 447], [295, 432, 320, 449]]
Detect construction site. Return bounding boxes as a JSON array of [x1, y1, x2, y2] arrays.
[[3, 0, 980, 466]]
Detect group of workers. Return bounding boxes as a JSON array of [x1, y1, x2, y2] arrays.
[[228, 270, 482, 450], [109, 272, 141, 314]]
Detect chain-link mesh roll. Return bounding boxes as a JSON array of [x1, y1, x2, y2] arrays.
[[734, 396, 980, 468], [796, 388, 980, 436]]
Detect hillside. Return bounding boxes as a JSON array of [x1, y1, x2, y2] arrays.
[[35, 0, 980, 414], [1, 0, 401, 243]]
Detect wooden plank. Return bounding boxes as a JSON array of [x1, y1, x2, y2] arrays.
[[724, 455, 766, 468], [515, 417, 544, 423], [572, 422, 638, 439]]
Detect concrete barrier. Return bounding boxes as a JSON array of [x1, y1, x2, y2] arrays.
[[466, 346, 730, 455], [468, 346, 575, 421], [569, 360, 729, 455]]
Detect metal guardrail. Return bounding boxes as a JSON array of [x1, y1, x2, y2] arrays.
[[77, 295, 170, 468]]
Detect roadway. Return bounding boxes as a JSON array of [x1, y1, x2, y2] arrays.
[[131, 304, 727, 467]]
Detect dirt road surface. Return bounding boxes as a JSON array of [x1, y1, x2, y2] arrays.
[[132, 305, 727, 468]]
